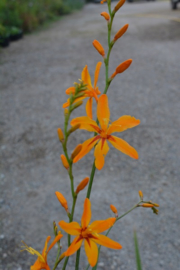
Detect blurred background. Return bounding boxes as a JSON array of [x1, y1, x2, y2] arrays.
[[0, 0, 180, 270]]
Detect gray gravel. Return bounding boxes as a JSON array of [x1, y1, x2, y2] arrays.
[[0, 1, 180, 269]]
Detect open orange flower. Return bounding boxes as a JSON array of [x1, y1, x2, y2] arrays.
[[59, 198, 122, 267], [21, 234, 63, 270], [63, 62, 102, 119], [71, 94, 140, 170]]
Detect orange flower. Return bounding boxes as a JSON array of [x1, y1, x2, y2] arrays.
[[57, 128, 64, 142], [63, 62, 102, 119], [75, 177, 89, 194], [101, 12, 110, 21], [114, 0, 126, 12], [111, 59, 132, 79], [110, 204, 118, 216], [71, 94, 140, 170], [21, 234, 63, 270], [100, 0, 107, 4], [114, 24, 129, 41], [55, 191, 69, 212], [59, 198, 122, 267], [92, 40, 105, 57], [60, 154, 69, 170]]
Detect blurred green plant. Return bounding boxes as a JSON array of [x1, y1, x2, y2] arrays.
[[0, 0, 84, 33], [134, 231, 142, 270]]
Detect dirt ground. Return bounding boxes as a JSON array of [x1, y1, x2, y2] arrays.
[[0, 1, 180, 269]]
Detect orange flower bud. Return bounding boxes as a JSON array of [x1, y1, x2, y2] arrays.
[[60, 154, 69, 170], [64, 108, 69, 116], [138, 190, 143, 200], [59, 252, 65, 261], [114, 24, 129, 41], [92, 40, 105, 57], [150, 202, 159, 207], [55, 191, 69, 212], [75, 177, 89, 194], [100, 0, 107, 3], [141, 203, 154, 208], [110, 204, 118, 216], [68, 124, 81, 135], [111, 59, 132, 78], [71, 144, 82, 160], [114, 0, 126, 12], [57, 128, 64, 142], [101, 12, 110, 21]]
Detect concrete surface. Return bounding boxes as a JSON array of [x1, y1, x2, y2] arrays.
[[0, 1, 180, 269]]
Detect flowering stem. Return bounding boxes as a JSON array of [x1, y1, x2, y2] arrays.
[[85, 201, 142, 270], [103, 3, 114, 95]]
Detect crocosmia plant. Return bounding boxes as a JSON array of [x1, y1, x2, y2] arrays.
[[22, 0, 159, 269]]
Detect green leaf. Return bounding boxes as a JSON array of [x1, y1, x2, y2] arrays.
[[134, 231, 142, 270]]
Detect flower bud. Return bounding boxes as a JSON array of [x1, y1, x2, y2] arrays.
[[55, 191, 69, 212], [152, 207, 159, 215], [114, 0, 126, 12], [100, 0, 107, 3], [101, 12, 110, 21], [114, 24, 129, 41], [64, 108, 69, 116], [60, 154, 69, 170], [152, 203, 159, 207], [138, 190, 143, 200], [110, 204, 118, 217], [71, 144, 82, 160], [141, 203, 154, 208], [75, 177, 89, 194], [57, 128, 64, 143], [111, 59, 132, 78], [68, 124, 81, 135], [59, 252, 65, 261], [92, 40, 105, 57], [70, 100, 83, 111]]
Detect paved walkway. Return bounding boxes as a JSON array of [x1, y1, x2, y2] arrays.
[[0, 1, 180, 269]]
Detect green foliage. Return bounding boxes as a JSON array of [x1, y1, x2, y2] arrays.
[[0, 0, 84, 33], [134, 231, 142, 270], [0, 24, 9, 38]]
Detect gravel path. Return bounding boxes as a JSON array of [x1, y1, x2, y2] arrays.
[[0, 1, 180, 269]]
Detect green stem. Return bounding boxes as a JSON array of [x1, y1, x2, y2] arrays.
[[75, 249, 81, 270], [90, 201, 142, 270], [86, 161, 96, 199], [103, 4, 114, 95]]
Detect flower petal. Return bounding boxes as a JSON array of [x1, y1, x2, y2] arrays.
[[90, 217, 116, 233], [81, 198, 91, 229], [94, 139, 109, 170], [73, 136, 100, 163], [65, 236, 83, 256], [94, 62, 102, 88], [71, 116, 100, 132], [42, 236, 51, 258], [97, 94, 110, 131], [93, 234, 122, 249], [86, 98, 93, 119], [108, 135, 138, 159], [47, 234, 63, 253], [84, 239, 98, 267], [65, 87, 76, 95], [81, 65, 92, 87], [58, 221, 81, 235], [107, 115, 140, 134]]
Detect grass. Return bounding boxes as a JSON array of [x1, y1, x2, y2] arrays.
[[0, 0, 84, 33]]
